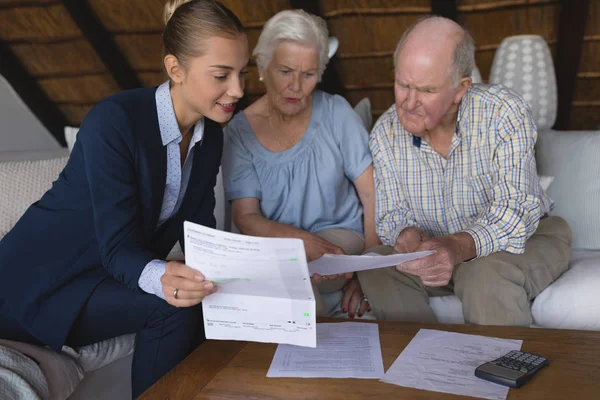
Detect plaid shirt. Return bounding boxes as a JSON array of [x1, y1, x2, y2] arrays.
[[370, 84, 553, 258]]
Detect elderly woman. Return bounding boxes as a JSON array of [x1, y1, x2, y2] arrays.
[[222, 9, 380, 318]]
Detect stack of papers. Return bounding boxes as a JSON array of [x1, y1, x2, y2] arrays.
[[184, 221, 316, 347], [267, 326, 524, 400], [184, 222, 434, 348], [381, 329, 523, 400], [267, 322, 384, 379]]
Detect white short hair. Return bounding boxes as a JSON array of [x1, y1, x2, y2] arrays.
[[253, 10, 329, 81]]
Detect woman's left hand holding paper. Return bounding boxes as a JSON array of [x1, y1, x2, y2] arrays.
[[161, 261, 218, 307]]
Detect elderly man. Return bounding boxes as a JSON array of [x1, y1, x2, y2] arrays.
[[358, 16, 572, 326]]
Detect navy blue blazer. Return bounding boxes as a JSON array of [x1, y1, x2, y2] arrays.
[[0, 87, 223, 350]]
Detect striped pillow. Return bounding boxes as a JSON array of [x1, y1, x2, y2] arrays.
[[0, 156, 68, 240]]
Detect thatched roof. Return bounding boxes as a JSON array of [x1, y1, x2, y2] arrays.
[[0, 0, 598, 146]]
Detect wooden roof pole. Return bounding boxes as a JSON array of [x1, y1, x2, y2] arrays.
[[0, 40, 68, 146], [553, 0, 589, 130], [63, 0, 141, 91], [430, 0, 458, 21]]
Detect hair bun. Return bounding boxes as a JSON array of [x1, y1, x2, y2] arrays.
[[164, 0, 193, 25]]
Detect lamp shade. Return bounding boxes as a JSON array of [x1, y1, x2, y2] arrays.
[[489, 35, 557, 130]]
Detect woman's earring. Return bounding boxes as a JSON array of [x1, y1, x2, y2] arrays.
[[259, 76, 264, 82]]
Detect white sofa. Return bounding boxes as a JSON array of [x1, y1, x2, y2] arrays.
[[428, 127, 600, 331], [2, 125, 600, 399]]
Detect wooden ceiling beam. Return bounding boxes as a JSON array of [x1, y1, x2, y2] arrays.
[[63, 0, 141, 91], [0, 40, 68, 146], [0, 0, 60, 9], [288, 0, 345, 97], [430, 0, 458, 21], [553, 0, 590, 130]]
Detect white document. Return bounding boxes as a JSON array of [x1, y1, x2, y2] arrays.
[[183, 221, 316, 348], [381, 329, 522, 400], [308, 251, 435, 276], [267, 322, 384, 379]]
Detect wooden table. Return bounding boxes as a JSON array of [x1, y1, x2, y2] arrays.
[[139, 319, 600, 399]]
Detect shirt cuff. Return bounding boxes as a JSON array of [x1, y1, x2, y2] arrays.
[[138, 259, 167, 300], [462, 223, 500, 258], [380, 224, 409, 247]]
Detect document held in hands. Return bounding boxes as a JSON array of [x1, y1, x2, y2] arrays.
[[308, 251, 435, 276], [381, 329, 523, 400], [267, 322, 385, 379], [183, 221, 316, 348]]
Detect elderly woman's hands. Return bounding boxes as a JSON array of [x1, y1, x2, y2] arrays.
[[306, 234, 353, 282], [161, 261, 218, 307], [305, 234, 345, 262], [341, 278, 370, 318]]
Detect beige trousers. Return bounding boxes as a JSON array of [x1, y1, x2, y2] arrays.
[[312, 229, 365, 317], [357, 216, 572, 326]]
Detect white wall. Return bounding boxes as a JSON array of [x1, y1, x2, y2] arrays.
[[0, 75, 61, 152]]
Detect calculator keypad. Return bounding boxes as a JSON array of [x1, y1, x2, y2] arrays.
[[492, 350, 547, 373]]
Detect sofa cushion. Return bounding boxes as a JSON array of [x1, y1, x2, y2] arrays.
[[0, 149, 69, 162], [0, 156, 68, 240], [68, 353, 132, 400], [0, 339, 84, 400], [430, 295, 464, 324], [0, 344, 47, 400], [536, 129, 600, 250], [64, 126, 79, 151], [531, 250, 600, 331], [353, 98, 372, 131], [430, 251, 600, 331], [61, 334, 135, 373]]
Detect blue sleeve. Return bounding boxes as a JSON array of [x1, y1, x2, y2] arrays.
[[222, 122, 262, 201], [138, 260, 167, 299], [330, 95, 372, 181], [76, 100, 156, 290]]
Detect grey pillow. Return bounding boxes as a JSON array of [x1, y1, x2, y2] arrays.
[[0, 339, 83, 400]]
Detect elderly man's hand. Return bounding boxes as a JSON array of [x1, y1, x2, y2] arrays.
[[396, 233, 476, 287], [394, 226, 430, 254]]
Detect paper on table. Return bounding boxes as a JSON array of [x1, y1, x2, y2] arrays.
[[381, 329, 522, 400], [308, 251, 435, 276], [267, 322, 384, 379], [184, 221, 316, 347]]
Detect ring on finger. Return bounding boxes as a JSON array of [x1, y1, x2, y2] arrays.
[[361, 293, 369, 303], [173, 288, 179, 299]]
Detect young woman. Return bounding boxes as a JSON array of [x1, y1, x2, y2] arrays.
[[0, 0, 248, 396]]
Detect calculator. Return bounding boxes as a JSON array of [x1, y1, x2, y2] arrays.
[[474, 350, 549, 388]]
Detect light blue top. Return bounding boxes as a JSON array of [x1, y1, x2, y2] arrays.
[[223, 91, 372, 236], [138, 81, 205, 300]]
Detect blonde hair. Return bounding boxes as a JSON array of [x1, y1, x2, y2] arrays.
[[253, 10, 329, 82], [162, 0, 244, 67]]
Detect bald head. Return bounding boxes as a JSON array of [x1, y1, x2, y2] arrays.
[[394, 16, 475, 86]]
